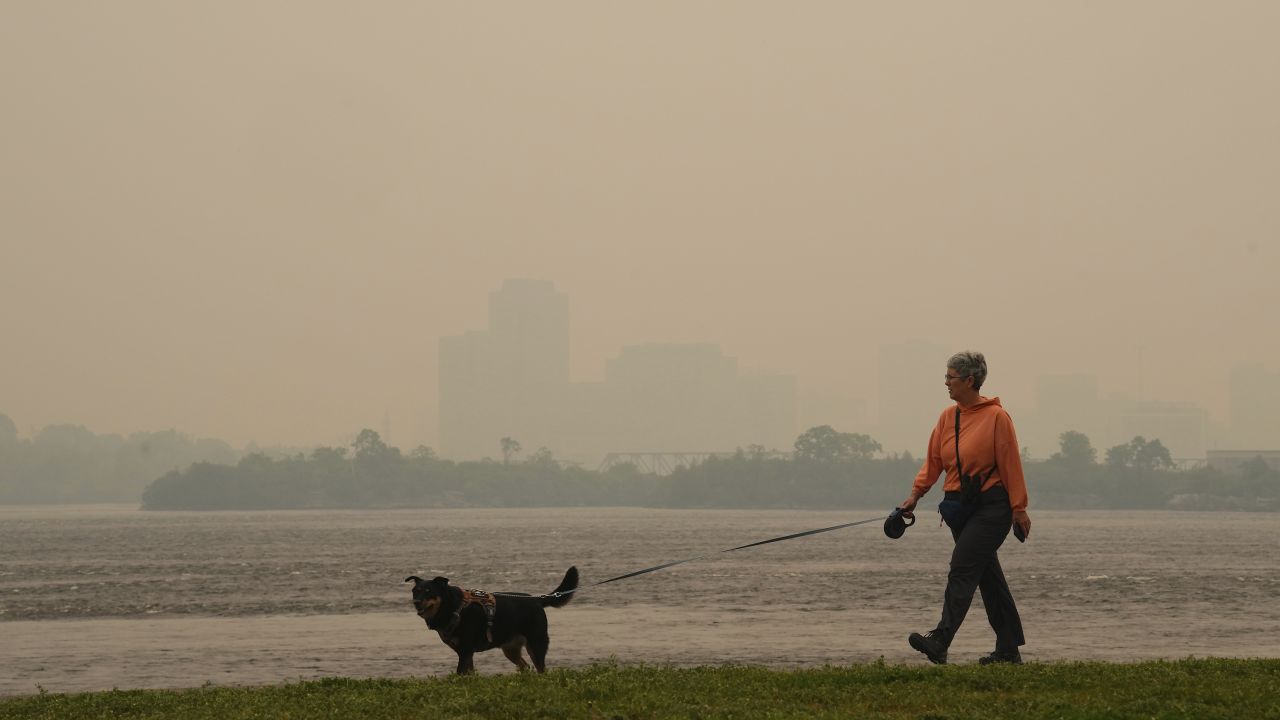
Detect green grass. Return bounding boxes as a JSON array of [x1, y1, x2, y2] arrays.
[[3, 660, 1278, 719]]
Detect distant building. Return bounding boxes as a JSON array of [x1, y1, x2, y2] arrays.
[[438, 279, 569, 460], [439, 281, 796, 463], [487, 278, 570, 388]]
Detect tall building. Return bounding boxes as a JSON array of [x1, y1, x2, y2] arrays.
[[439, 282, 797, 463], [487, 279, 570, 389], [438, 279, 569, 460]]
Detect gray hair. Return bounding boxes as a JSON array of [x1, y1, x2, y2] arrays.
[[947, 351, 988, 391]]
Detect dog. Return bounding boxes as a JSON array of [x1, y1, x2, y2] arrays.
[[404, 566, 578, 674]]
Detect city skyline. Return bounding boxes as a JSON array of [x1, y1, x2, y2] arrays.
[[3, 4, 1278, 452], [7, 276, 1271, 463], [439, 279, 797, 464]]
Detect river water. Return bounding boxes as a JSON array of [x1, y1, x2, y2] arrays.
[[1, 505, 1277, 695]]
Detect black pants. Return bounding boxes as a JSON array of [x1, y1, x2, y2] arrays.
[[935, 486, 1025, 652]]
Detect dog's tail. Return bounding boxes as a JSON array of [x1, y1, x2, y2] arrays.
[[539, 566, 578, 608]]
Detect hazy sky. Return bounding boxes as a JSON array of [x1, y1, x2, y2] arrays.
[[3, 2, 1277, 448]]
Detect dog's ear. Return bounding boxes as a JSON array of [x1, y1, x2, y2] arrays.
[[430, 576, 449, 585], [404, 575, 425, 584]]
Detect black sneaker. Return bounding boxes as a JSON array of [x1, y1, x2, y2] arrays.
[[978, 650, 1023, 665], [908, 631, 948, 665]]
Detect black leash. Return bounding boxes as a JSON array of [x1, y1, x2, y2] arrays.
[[548, 514, 887, 599]]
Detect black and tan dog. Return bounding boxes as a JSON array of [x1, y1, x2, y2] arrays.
[[404, 567, 578, 674]]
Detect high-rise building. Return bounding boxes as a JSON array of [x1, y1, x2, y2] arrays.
[[438, 279, 569, 460], [487, 279, 570, 389], [439, 281, 797, 463]]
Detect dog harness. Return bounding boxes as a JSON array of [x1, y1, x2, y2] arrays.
[[437, 588, 498, 646]]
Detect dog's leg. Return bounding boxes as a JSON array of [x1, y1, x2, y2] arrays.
[[501, 636, 530, 672], [455, 650, 476, 675], [526, 632, 549, 673]]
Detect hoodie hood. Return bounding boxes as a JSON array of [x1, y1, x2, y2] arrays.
[[959, 396, 1003, 413]]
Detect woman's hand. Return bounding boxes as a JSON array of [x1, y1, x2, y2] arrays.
[[899, 494, 919, 513], [1012, 509, 1031, 540]]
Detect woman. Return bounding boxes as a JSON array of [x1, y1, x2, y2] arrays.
[[898, 350, 1031, 665]]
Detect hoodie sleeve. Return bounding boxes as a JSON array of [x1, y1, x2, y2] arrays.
[[911, 412, 946, 499], [995, 410, 1029, 512]]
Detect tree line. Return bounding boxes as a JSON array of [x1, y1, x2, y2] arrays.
[[0, 412, 237, 503], [138, 426, 1280, 512]]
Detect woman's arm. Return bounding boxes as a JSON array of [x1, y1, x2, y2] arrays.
[[902, 418, 945, 510], [995, 410, 1032, 538], [994, 411, 1028, 512]]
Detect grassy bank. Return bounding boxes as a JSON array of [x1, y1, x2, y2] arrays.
[[3, 660, 1277, 719]]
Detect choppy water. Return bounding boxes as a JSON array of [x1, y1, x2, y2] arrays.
[[1, 505, 1277, 695]]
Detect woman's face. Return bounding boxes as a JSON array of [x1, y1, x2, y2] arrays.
[[944, 369, 971, 400]]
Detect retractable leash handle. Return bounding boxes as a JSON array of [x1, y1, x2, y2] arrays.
[[884, 507, 915, 539]]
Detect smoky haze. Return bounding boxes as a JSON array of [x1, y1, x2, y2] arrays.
[[2, 2, 1278, 458]]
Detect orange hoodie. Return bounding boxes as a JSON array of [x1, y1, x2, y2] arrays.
[[911, 397, 1029, 512]]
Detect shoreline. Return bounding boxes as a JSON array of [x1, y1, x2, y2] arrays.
[[6, 607, 1279, 697]]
